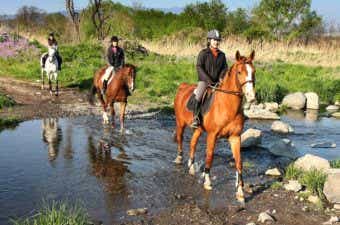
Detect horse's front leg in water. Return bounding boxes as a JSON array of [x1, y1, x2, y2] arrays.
[[119, 102, 127, 133], [203, 132, 217, 190], [229, 135, 245, 204], [102, 103, 109, 124], [110, 102, 115, 128], [188, 127, 203, 175]]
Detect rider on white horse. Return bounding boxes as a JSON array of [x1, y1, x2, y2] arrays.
[[102, 35, 125, 95], [42, 33, 62, 71]]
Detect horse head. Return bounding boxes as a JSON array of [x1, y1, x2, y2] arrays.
[[233, 50, 256, 103], [122, 64, 137, 93]]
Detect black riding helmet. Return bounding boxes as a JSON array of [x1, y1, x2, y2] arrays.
[[110, 36, 119, 42]]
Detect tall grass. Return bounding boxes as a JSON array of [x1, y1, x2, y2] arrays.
[[142, 36, 340, 70], [0, 93, 16, 109], [11, 201, 91, 225], [330, 159, 340, 168]]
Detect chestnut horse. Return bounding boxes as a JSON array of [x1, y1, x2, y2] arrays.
[[173, 50, 256, 204], [89, 64, 136, 132]]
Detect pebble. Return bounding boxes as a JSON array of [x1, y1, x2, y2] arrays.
[[265, 168, 282, 176], [258, 211, 275, 223], [302, 206, 309, 212], [126, 208, 148, 216], [308, 195, 320, 204], [323, 216, 340, 225], [246, 223, 256, 225], [333, 204, 340, 210], [284, 180, 302, 192]]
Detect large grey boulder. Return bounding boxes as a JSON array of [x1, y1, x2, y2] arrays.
[[294, 154, 330, 171], [281, 92, 306, 110], [324, 169, 340, 204], [305, 92, 319, 110], [264, 102, 279, 112], [268, 138, 299, 159], [271, 121, 294, 134], [241, 128, 262, 148], [244, 104, 280, 120]]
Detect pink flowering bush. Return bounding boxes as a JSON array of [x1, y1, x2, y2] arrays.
[[0, 35, 39, 58]]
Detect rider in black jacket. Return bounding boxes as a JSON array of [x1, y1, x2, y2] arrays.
[[191, 29, 228, 128], [102, 35, 125, 95]]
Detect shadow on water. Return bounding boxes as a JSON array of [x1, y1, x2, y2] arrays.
[[0, 111, 339, 224]]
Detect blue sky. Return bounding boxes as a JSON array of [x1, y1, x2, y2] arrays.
[[0, 0, 339, 23]]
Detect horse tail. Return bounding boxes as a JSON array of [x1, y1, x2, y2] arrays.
[[88, 85, 97, 105]]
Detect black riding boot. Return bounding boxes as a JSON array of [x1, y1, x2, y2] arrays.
[[102, 79, 108, 95], [190, 98, 201, 129]]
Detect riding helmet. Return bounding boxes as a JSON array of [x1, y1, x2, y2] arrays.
[[207, 29, 221, 41]]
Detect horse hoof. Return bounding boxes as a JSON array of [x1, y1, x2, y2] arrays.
[[173, 155, 183, 164], [189, 164, 195, 175], [236, 195, 245, 206], [204, 183, 212, 191]]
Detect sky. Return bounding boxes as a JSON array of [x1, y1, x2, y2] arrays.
[[0, 0, 339, 24]]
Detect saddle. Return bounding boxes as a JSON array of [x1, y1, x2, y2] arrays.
[[186, 88, 215, 116]]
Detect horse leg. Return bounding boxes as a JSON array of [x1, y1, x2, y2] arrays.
[[188, 127, 203, 175], [102, 100, 109, 124], [41, 68, 44, 90], [173, 121, 185, 164], [55, 74, 59, 96], [110, 102, 115, 128], [229, 135, 245, 204], [203, 132, 217, 190], [119, 102, 127, 133], [49, 78, 52, 95]]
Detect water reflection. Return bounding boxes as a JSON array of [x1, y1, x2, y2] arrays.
[[305, 109, 319, 122], [42, 118, 62, 161]]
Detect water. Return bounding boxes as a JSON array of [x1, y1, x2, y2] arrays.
[[0, 111, 339, 224]]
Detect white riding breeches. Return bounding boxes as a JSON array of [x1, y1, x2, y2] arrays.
[[103, 66, 115, 81]]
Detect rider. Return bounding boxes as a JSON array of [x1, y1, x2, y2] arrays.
[[42, 33, 62, 71], [102, 35, 125, 95], [191, 29, 228, 128]]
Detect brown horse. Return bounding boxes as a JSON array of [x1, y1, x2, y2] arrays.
[[89, 64, 136, 132], [173, 50, 256, 204]]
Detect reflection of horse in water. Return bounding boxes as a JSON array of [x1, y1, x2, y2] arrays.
[[87, 135, 129, 193], [42, 118, 62, 161]]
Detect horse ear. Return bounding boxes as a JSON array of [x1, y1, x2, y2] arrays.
[[249, 50, 255, 61], [235, 50, 241, 61]]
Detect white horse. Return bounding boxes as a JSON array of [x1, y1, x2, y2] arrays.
[[40, 47, 59, 96]]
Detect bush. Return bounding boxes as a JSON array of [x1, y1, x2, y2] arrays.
[[299, 169, 327, 198], [330, 159, 340, 168], [0, 94, 16, 109]]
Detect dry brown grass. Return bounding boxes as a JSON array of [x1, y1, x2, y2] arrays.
[[141, 36, 340, 69]]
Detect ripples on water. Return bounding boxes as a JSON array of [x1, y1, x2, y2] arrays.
[[0, 111, 339, 224]]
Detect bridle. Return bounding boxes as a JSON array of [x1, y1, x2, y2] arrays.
[[208, 62, 255, 97]]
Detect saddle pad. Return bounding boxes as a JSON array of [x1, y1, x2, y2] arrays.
[[186, 90, 215, 116]]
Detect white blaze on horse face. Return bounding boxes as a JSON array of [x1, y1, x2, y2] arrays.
[[245, 64, 255, 102]]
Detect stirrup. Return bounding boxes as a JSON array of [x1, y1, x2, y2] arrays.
[[190, 117, 200, 129]]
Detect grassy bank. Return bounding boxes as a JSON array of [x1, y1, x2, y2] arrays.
[[0, 93, 16, 109], [11, 201, 90, 225], [0, 43, 339, 105]]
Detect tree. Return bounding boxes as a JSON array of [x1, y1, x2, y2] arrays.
[[89, 0, 109, 40], [16, 6, 46, 32], [252, 0, 321, 41], [182, 0, 228, 31], [225, 8, 250, 35], [65, 0, 80, 41]]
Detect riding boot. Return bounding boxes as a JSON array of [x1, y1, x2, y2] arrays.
[[102, 79, 108, 95], [190, 98, 201, 129]]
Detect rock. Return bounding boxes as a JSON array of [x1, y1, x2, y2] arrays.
[[302, 206, 309, 212], [258, 212, 275, 223], [322, 216, 339, 225], [305, 92, 319, 109], [244, 107, 280, 120], [35, 91, 41, 95], [308, 195, 320, 204], [333, 203, 340, 210], [126, 208, 148, 216], [268, 138, 299, 159], [335, 100, 340, 106], [265, 168, 282, 176], [282, 92, 306, 110], [246, 223, 256, 225], [241, 128, 262, 148], [264, 102, 279, 112], [324, 169, 340, 204], [284, 180, 302, 192], [311, 142, 336, 148], [332, 112, 340, 119], [271, 121, 294, 134], [294, 154, 330, 171], [326, 105, 339, 112]]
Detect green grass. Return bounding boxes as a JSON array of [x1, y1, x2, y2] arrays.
[[284, 163, 327, 201], [0, 117, 21, 132], [0, 43, 339, 105], [270, 181, 283, 190], [11, 201, 91, 225], [0, 93, 16, 109], [330, 159, 340, 168]]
